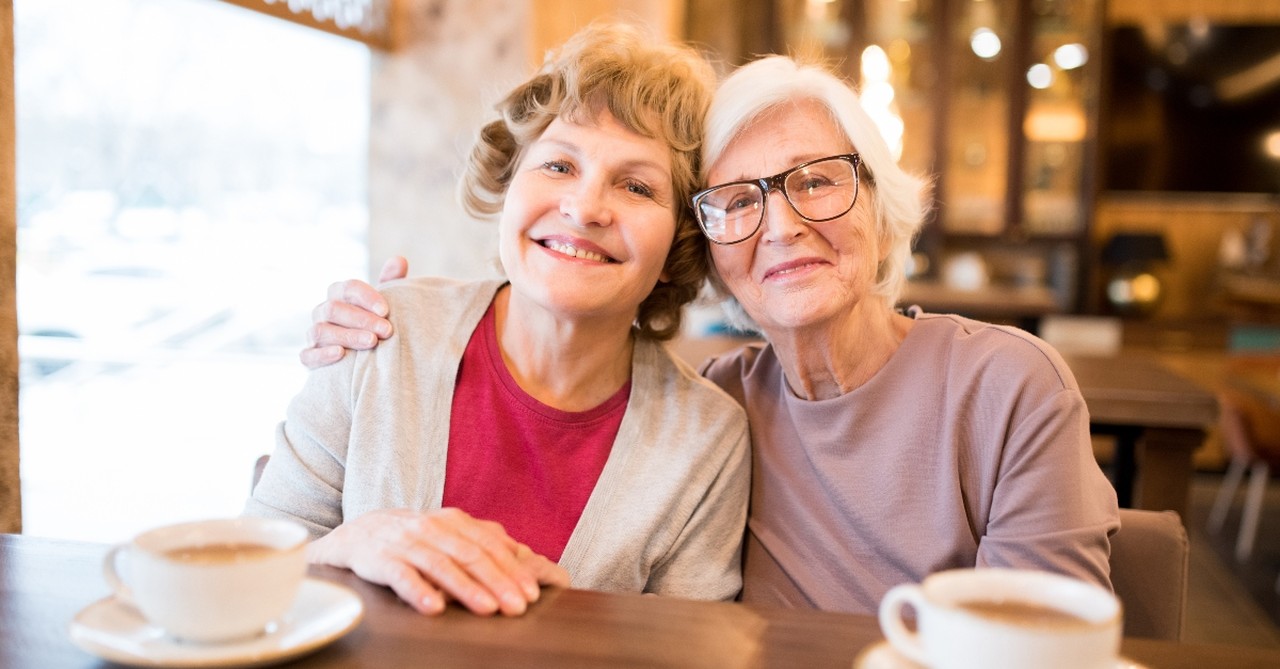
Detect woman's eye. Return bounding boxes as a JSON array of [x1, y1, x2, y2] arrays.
[[625, 180, 655, 199], [542, 160, 571, 174], [798, 176, 834, 191]]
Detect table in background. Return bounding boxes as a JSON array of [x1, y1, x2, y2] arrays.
[[903, 279, 1061, 333], [1067, 354, 1219, 521], [4, 534, 1280, 668]]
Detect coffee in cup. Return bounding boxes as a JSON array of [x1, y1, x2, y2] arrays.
[[878, 568, 1122, 669], [103, 517, 309, 643]]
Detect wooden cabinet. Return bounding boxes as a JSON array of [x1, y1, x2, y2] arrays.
[[864, 0, 1102, 316]]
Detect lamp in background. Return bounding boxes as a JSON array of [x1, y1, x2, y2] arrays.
[[1102, 232, 1171, 317]]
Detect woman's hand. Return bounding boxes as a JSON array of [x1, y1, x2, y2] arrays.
[[306, 507, 570, 616], [300, 256, 408, 369]]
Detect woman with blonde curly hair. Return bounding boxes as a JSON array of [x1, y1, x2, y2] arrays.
[[248, 22, 748, 617]]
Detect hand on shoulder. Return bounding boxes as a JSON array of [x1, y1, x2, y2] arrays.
[[300, 257, 408, 369]]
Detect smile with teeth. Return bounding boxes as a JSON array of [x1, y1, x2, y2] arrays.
[[542, 239, 615, 263]]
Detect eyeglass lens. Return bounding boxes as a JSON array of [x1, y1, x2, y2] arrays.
[[696, 156, 858, 244]]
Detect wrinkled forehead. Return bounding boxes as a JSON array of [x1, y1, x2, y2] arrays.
[[709, 100, 853, 181]]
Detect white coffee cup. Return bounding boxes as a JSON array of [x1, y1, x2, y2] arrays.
[[103, 517, 309, 643], [878, 568, 1122, 669]]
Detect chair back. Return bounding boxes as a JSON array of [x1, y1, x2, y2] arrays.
[[1109, 508, 1188, 640], [1219, 361, 1280, 469]]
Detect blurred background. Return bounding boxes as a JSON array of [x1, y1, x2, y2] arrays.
[[12, 0, 370, 542], [2, 0, 1280, 642]]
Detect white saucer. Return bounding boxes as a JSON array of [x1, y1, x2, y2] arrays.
[[853, 642, 926, 669], [68, 578, 364, 668], [853, 641, 1148, 669]]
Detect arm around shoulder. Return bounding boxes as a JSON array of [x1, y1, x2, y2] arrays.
[[975, 357, 1119, 591]]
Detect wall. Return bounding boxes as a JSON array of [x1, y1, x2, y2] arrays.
[[1, 0, 19, 533], [530, 0, 683, 66], [1091, 0, 1280, 326], [367, 0, 529, 282], [1109, 0, 1280, 23]]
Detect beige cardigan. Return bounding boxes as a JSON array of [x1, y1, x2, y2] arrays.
[[246, 277, 750, 601]]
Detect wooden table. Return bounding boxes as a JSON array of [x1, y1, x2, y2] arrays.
[[1067, 354, 1219, 521], [5, 534, 1280, 668]]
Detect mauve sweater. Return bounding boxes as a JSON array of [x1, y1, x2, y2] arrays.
[[700, 311, 1120, 614]]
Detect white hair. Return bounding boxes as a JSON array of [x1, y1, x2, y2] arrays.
[[702, 55, 931, 333]]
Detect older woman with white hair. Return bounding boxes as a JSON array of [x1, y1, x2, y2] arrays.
[[690, 55, 1117, 612], [302, 54, 1119, 615]]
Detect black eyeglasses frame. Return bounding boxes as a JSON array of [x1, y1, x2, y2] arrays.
[[691, 153, 862, 246]]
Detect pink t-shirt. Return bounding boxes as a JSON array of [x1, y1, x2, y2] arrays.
[[442, 302, 628, 562]]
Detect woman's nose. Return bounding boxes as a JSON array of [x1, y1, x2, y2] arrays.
[[759, 190, 807, 244], [559, 181, 612, 228]]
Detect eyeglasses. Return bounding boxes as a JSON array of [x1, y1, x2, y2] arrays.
[[692, 153, 861, 246]]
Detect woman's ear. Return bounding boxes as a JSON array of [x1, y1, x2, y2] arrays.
[[878, 229, 894, 264], [871, 196, 894, 265]]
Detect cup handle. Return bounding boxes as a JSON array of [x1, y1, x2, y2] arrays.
[[102, 544, 136, 607], [878, 584, 930, 666]]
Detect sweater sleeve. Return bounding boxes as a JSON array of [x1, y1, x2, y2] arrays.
[[242, 354, 356, 539], [644, 415, 751, 601], [975, 382, 1119, 591]]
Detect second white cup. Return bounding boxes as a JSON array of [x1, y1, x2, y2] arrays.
[[878, 568, 1122, 669]]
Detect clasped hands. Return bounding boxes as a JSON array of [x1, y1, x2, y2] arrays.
[[306, 507, 570, 616]]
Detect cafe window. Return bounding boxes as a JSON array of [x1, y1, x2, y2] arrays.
[[14, 0, 369, 540]]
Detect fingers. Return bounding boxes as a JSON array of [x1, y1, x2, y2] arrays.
[[307, 321, 381, 351], [310, 302, 393, 343], [299, 345, 346, 370], [313, 510, 554, 618], [299, 275, 394, 369], [399, 542, 506, 615], [519, 549, 572, 589], [363, 560, 451, 616], [453, 515, 541, 600], [420, 510, 538, 615], [325, 279, 390, 320], [311, 517, 477, 616], [377, 256, 409, 284]]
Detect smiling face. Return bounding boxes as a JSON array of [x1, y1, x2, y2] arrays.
[[707, 100, 885, 335], [498, 109, 677, 328]]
